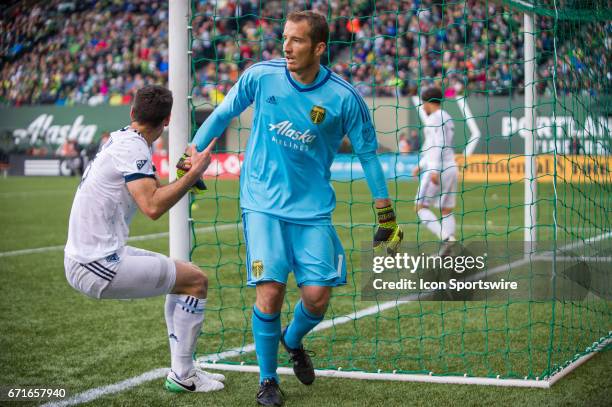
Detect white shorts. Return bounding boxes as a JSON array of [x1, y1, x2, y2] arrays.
[[64, 246, 177, 300], [415, 166, 458, 209]]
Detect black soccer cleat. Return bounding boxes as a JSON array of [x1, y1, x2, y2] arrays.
[[256, 378, 284, 406], [280, 328, 316, 385]]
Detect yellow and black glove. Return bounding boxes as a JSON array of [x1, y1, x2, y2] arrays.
[[373, 206, 403, 255], [176, 153, 207, 195]]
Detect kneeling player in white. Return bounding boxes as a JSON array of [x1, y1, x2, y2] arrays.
[[413, 87, 458, 244], [63, 85, 224, 393]]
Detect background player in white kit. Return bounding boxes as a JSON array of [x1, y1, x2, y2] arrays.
[[412, 87, 458, 244], [63, 85, 225, 394]]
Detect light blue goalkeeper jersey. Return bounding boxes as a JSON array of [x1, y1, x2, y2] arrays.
[[193, 58, 387, 224]]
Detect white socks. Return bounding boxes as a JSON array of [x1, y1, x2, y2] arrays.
[[165, 294, 206, 379], [164, 294, 179, 354], [417, 208, 443, 239], [441, 213, 456, 241], [418, 208, 455, 241]]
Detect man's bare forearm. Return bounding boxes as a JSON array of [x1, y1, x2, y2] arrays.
[[148, 171, 201, 219]]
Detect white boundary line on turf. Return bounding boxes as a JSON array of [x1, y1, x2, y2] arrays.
[[39, 231, 611, 405], [0, 223, 241, 258], [2, 218, 604, 258], [5, 222, 602, 258], [0, 222, 518, 258], [41, 368, 169, 407], [0, 189, 76, 198], [533, 255, 612, 262]]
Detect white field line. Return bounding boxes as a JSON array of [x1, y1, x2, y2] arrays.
[[337, 222, 518, 231], [43, 231, 612, 405], [533, 255, 612, 262], [1, 221, 605, 258], [337, 222, 604, 232], [0, 222, 535, 258], [41, 368, 169, 407], [0, 223, 241, 258], [0, 189, 76, 198], [0, 244, 67, 258], [0, 222, 518, 258]]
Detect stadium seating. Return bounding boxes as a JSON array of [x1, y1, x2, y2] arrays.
[[0, 0, 603, 106]]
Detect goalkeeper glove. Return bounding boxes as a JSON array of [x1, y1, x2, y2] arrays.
[[176, 153, 207, 195], [373, 205, 403, 255]]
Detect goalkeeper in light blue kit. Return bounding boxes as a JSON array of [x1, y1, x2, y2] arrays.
[[188, 11, 402, 406]]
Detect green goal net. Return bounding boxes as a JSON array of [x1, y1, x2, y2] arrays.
[[182, 0, 611, 385]]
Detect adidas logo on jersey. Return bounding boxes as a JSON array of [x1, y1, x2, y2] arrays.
[[268, 120, 316, 144], [266, 96, 278, 105], [105, 253, 120, 263]]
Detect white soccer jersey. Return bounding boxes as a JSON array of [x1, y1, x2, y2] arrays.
[[65, 127, 154, 263], [419, 109, 456, 171]]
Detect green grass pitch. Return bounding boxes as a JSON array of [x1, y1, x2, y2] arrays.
[[0, 176, 610, 406]]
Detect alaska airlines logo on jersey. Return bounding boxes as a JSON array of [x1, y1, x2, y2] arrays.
[[136, 159, 148, 170], [310, 106, 326, 124], [268, 121, 316, 144]]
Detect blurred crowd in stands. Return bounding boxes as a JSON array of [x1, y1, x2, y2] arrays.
[[1, 0, 608, 106], [1, 0, 168, 106]]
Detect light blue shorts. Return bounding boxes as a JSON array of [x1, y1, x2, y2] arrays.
[[242, 211, 347, 287]]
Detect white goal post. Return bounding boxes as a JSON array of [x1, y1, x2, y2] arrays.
[[168, 0, 191, 262]]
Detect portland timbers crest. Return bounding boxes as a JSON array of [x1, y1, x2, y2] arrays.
[[310, 105, 326, 124], [252, 260, 264, 279]]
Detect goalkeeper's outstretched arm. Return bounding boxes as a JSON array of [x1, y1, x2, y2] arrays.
[[181, 67, 256, 190], [191, 68, 256, 151]]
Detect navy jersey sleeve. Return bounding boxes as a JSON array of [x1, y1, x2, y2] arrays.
[[192, 67, 257, 151]]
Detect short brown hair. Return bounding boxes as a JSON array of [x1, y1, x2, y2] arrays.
[[421, 87, 443, 104], [286, 11, 329, 48], [132, 85, 173, 127]]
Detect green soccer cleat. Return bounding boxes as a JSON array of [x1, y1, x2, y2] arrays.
[[164, 369, 224, 393]]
